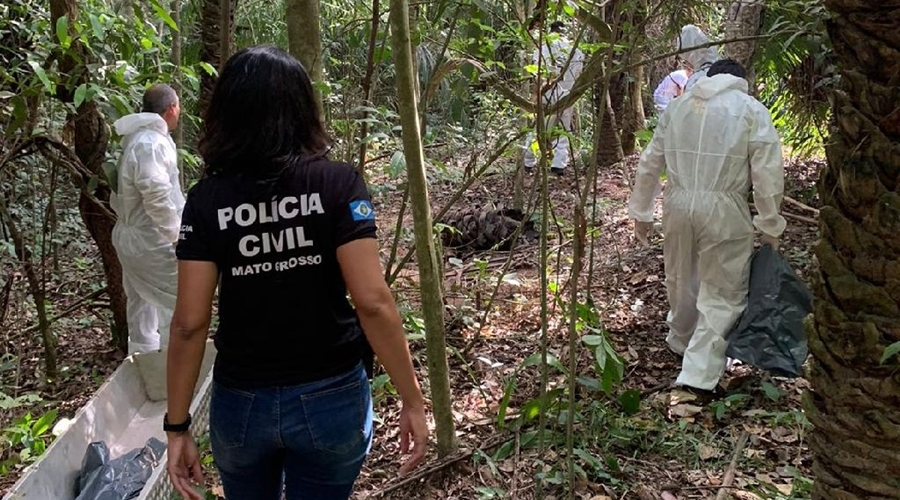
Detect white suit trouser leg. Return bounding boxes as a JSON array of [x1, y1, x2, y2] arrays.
[[117, 246, 177, 354], [523, 107, 574, 170], [663, 208, 753, 391], [663, 215, 699, 355]]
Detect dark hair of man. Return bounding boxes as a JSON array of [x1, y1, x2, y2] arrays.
[[707, 59, 747, 79], [199, 45, 331, 177], [550, 21, 565, 33], [142, 84, 178, 115]]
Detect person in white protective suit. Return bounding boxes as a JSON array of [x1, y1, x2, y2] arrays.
[[653, 68, 692, 113], [110, 84, 185, 353], [679, 24, 719, 91], [627, 60, 785, 393], [523, 21, 585, 174]]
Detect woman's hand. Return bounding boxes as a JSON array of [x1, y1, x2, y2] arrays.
[[398, 402, 429, 476], [167, 433, 204, 500]]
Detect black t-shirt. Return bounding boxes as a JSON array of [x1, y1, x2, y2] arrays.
[[176, 156, 377, 389]]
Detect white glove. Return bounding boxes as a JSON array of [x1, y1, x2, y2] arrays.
[[634, 221, 653, 247], [760, 233, 780, 251]]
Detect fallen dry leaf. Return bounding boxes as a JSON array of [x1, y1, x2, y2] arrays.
[[670, 403, 703, 418], [661, 492, 678, 500], [699, 444, 720, 461]]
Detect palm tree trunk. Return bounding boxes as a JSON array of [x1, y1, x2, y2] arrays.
[[807, 1, 900, 499], [724, 0, 765, 92]]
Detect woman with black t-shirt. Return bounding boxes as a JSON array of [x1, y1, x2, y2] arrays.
[[164, 45, 428, 500]]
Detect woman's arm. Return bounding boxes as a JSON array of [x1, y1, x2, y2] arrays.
[[166, 260, 218, 499], [336, 238, 428, 475]]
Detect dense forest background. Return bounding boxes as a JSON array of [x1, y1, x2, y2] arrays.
[[1, 0, 898, 499]]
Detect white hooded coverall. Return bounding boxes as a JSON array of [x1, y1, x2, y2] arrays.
[[679, 25, 719, 92], [653, 70, 689, 113], [627, 74, 785, 390], [110, 113, 185, 353], [523, 34, 585, 171]]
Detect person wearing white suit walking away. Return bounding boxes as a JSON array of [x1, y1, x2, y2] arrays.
[[628, 60, 785, 394], [110, 84, 185, 353], [523, 21, 585, 175]]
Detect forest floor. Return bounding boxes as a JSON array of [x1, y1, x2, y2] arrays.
[[0, 151, 822, 500]]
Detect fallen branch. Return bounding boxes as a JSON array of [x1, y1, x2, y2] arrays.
[[782, 211, 817, 225], [784, 196, 819, 215], [372, 434, 509, 497], [21, 287, 108, 336], [715, 431, 750, 500]]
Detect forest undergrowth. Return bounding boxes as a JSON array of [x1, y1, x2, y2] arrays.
[[0, 148, 822, 500]]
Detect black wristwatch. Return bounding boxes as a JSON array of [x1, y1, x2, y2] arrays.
[[164, 413, 192, 434]]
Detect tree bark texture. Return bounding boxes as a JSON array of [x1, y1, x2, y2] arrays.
[[199, 0, 236, 117], [388, 0, 458, 458], [50, 0, 128, 352], [171, 0, 184, 183], [286, 0, 325, 116], [724, 0, 765, 91], [807, 2, 900, 499]]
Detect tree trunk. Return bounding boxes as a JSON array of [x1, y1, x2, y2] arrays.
[[199, 0, 236, 117], [389, 0, 458, 458], [806, 1, 900, 499], [723, 0, 765, 92], [286, 0, 325, 116], [171, 0, 184, 184], [50, 0, 128, 352], [0, 193, 56, 379]]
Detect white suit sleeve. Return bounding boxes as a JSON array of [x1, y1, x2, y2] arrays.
[[628, 113, 668, 222], [748, 104, 787, 238], [134, 142, 180, 243]]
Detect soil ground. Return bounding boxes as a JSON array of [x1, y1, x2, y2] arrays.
[[0, 151, 822, 500]]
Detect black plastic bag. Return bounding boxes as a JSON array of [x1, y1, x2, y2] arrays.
[[74, 438, 167, 500], [725, 245, 812, 377]]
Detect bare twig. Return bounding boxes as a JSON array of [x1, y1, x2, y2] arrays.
[[715, 431, 750, 500], [782, 211, 817, 225]]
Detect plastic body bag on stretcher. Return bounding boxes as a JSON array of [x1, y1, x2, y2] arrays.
[[725, 245, 812, 377]]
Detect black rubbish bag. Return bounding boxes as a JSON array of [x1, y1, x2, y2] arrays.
[[725, 245, 812, 377], [74, 438, 167, 500]]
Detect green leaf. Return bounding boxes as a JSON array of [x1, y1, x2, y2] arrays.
[[581, 334, 603, 346], [86, 175, 99, 193], [56, 16, 71, 48], [31, 409, 58, 438], [150, 0, 179, 31], [73, 84, 88, 108], [524, 64, 538, 75], [617, 389, 641, 415], [28, 61, 54, 94], [388, 151, 406, 178], [0, 91, 14, 99], [140, 38, 153, 50], [198, 62, 217, 76], [761, 381, 782, 402], [6, 96, 27, 135], [89, 14, 106, 41], [881, 342, 900, 364]]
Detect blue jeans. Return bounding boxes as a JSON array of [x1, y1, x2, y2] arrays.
[[209, 364, 373, 500]]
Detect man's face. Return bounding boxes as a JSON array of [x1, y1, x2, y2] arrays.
[[164, 100, 181, 131]]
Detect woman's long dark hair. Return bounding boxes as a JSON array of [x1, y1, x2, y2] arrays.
[[199, 45, 331, 177]]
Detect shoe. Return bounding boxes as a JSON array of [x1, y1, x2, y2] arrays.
[[550, 167, 565, 176], [676, 385, 720, 405]]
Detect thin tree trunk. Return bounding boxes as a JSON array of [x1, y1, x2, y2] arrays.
[[0, 193, 56, 379], [388, 0, 457, 458], [171, 0, 184, 184], [286, 0, 325, 116], [356, 0, 381, 172], [50, 0, 128, 352], [807, 1, 900, 499]]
